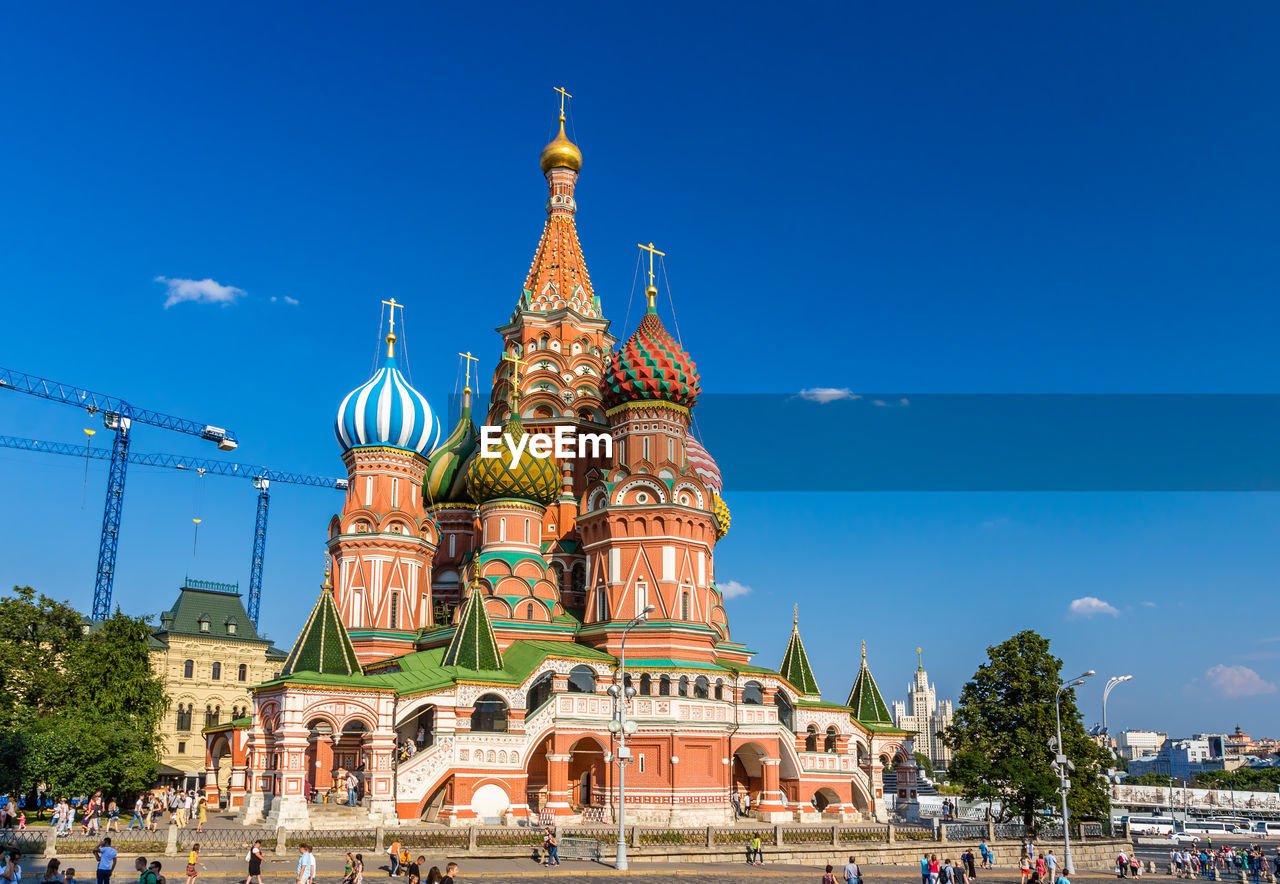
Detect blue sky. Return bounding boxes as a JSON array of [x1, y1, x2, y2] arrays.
[[2, 1, 1278, 737]]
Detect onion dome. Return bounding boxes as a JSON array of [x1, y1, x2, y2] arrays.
[[335, 333, 441, 456], [686, 433, 722, 494], [540, 113, 583, 174], [424, 388, 479, 505], [464, 414, 559, 506], [711, 491, 731, 540], [603, 289, 701, 408]]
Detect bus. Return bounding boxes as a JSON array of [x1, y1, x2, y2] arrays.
[[1126, 815, 1177, 835], [1253, 821, 1280, 836], [1183, 820, 1235, 835]]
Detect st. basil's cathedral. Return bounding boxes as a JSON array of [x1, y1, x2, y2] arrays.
[[204, 100, 918, 827]]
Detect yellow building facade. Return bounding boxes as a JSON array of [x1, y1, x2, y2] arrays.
[[148, 580, 286, 790]]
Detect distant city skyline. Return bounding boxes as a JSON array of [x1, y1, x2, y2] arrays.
[[2, 2, 1279, 733]]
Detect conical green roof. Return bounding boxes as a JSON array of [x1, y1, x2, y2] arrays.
[[778, 608, 820, 696], [846, 641, 892, 725], [442, 584, 503, 670], [282, 569, 361, 678]]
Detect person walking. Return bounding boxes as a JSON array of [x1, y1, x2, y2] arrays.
[[440, 863, 458, 884], [194, 798, 206, 834], [352, 855, 364, 884], [823, 865, 838, 884], [921, 854, 932, 884], [1020, 850, 1031, 884], [844, 855, 861, 884], [134, 858, 157, 884], [40, 859, 63, 883], [93, 838, 117, 884], [296, 845, 315, 884], [930, 853, 942, 884], [386, 839, 402, 877], [965, 849, 978, 881], [750, 834, 764, 866], [346, 772, 359, 808], [183, 845, 203, 884], [127, 797, 145, 832], [105, 801, 119, 834], [1046, 850, 1058, 884], [244, 841, 263, 884], [541, 828, 559, 866]]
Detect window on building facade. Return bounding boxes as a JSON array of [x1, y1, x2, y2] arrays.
[[211, 662, 221, 680], [470, 695, 508, 733], [176, 705, 192, 731], [205, 706, 219, 728], [681, 591, 690, 620], [678, 675, 689, 697], [527, 673, 554, 713], [694, 676, 709, 699], [567, 665, 596, 693], [774, 692, 794, 730], [805, 724, 819, 752], [714, 678, 724, 700], [198, 617, 210, 633], [658, 675, 671, 696], [226, 620, 237, 635], [390, 592, 400, 629], [238, 663, 247, 682], [183, 659, 194, 679], [825, 726, 839, 753], [742, 681, 764, 705], [525, 603, 535, 620], [639, 673, 652, 696], [177, 741, 186, 754]]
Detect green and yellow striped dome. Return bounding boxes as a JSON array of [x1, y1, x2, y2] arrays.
[[424, 389, 479, 506], [464, 414, 559, 506]]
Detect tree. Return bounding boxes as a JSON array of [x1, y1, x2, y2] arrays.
[[0, 586, 167, 801], [944, 630, 1112, 829], [914, 751, 936, 780], [1126, 773, 1178, 787]]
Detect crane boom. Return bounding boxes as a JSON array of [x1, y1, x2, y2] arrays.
[[0, 434, 345, 625]]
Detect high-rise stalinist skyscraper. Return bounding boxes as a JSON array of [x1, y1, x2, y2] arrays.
[[891, 648, 953, 770]]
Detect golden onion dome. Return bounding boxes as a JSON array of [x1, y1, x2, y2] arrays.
[[464, 414, 560, 507], [540, 114, 582, 174]]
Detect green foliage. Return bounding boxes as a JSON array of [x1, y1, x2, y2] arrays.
[[914, 752, 936, 779], [1126, 773, 1179, 786], [0, 586, 167, 798], [1194, 767, 1280, 791], [943, 629, 1112, 829]]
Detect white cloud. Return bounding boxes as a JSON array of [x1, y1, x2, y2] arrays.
[[1204, 664, 1276, 699], [799, 387, 861, 404], [270, 295, 301, 306], [1068, 596, 1120, 619], [872, 399, 888, 407], [156, 276, 245, 309], [719, 580, 752, 599], [1141, 601, 1156, 608]]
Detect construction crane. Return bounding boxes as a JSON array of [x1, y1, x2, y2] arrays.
[[0, 434, 347, 626], [0, 366, 239, 620]]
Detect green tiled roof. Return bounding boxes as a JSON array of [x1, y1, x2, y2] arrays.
[[442, 588, 503, 670], [281, 583, 361, 678], [778, 617, 820, 697], [155, 583, 262, 642], [846, 647, 893, 726]]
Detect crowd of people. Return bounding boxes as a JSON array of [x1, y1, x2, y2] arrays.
[[1161, 844, 1280, 881]]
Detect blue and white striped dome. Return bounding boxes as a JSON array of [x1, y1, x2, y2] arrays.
[[335, 350, 441, 456]]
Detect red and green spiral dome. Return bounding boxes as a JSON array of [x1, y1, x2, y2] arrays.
[[603, 299, 701, 409]]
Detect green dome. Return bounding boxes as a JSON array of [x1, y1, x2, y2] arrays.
[[424, 390, 479, 505], [464, 414, 559, 506]]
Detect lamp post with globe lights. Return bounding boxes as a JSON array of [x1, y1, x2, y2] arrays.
[[1101, 675, 1132, 737], [1055, 669, 1094, 875], [608, 604, 654, 871]]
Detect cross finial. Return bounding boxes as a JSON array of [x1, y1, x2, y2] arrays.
[[502, 350, 530, 411], [793, 603, 798, 631], [323, 552, 333, 591], [862, 640, 867, 665], [381, 297, 404, 357], [637, 242, 665, 309], [554, 86, 572, 120], [458, 351, 480, 392]]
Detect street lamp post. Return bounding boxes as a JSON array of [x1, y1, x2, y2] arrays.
[[1055, 669, 1094, 875], [1101, 675, 1132, 737], [608, 605, 654, 872]]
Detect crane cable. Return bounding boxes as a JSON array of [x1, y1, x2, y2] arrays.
[[192, 467, 206, 557]]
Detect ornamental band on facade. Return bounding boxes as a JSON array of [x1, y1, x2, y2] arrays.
[[203, 103, 918, 828]]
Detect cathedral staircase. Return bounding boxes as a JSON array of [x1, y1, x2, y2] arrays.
[[304, 801, 378, 828]]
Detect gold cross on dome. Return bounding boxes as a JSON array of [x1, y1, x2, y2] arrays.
[[554, 86, 573, 117], [503, 350, 530, 408], [458, 350, 479, 390], [637, 242, 665, 289], [381, 297, 403, 336]]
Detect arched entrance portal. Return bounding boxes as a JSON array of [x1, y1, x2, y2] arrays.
[[304, 719, 335, 801], [812, 786, 840, 813], [208, 734, 231, 807], [567, 737, 607, 811]]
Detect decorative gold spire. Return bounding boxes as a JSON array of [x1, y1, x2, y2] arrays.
[[381, 297, 403, 357], [323, 553, 333, 592], [793, 603, 799, 632], [917, 646, 924, 671], [540, 87, 582, 173], [862, 639, 867, 665], [458, 350, 479, 395], [637, 241, 665, 310], [502, 350, 530, 412]]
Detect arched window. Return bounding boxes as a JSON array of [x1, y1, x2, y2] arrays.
[[183, 660, 194, 679], [470, 694, 508, 733], [639, 673, 652, 696], [694, 676, 709, 699], [635, 577, 648, 615], [825, 726, 839, 753], [681, 591, 690, 620], [678, 675, 689, 697], [527, 672, 554, 713], [658, 675, 671, 696], [805, 724, 819, 752], [237, 663, 248, 682], [525, 603, 535, 620], [714, 678, 724, 700], [774, 691, 794, 730], [567, 665, 596, 694], [211, 662, 221, 680], [176, 704, 191, 731], [571, 563, 585, 596], [595, 590, 609, 621], [551, 562, 564, 591], [742, 681, 764, 705]]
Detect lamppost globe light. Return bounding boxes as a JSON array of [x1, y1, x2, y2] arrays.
[[642, 604, 656, 614]]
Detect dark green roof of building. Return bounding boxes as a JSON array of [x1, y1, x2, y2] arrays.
[[442, 587, 503, 670], [281, 580, 361, 678], [154, 581, 263, 643], [778, 614, 820, 697], [846, 644, 893, 726]]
